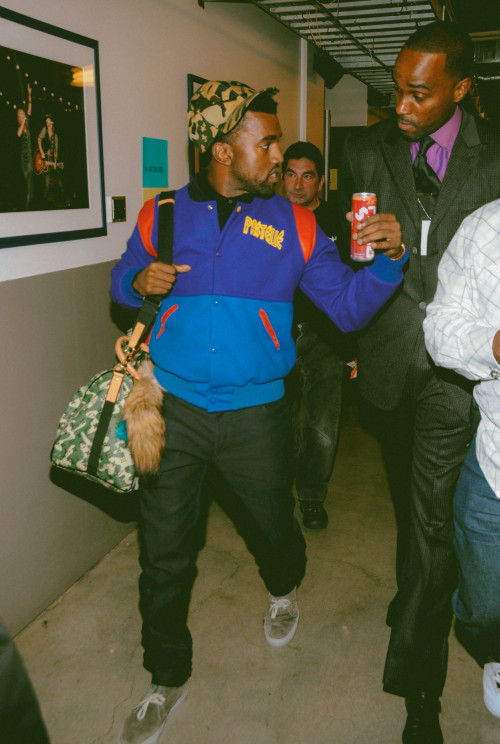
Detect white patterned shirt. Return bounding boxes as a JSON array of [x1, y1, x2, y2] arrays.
[[424, 198, 500, 497]]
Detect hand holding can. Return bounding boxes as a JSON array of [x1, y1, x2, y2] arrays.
[[351, 192, 377, 262]]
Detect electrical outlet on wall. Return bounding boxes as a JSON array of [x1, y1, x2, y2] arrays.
[[111, 196, 126, 222]]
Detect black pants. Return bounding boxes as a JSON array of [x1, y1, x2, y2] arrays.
[[0, 620, 50, 744], [139, 393, 306, 687], [362, 350, 474, 698], [286, 323, 345, 503]]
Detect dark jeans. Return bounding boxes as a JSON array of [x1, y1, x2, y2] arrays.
[[139, 393, 306, 687], [286, 322, 345, 503], [454, 437, 500, 666], [0, 620, 50, 744]]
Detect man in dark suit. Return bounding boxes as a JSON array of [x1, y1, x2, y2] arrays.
[[338, 21, 500, 743]]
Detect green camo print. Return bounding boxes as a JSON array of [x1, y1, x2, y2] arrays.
[[51, 368, 137, 493], [187, 80, 278, 153]]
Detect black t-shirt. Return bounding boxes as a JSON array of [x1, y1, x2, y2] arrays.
[[312, 200, 338, 241], [293, 200, 348, 349]]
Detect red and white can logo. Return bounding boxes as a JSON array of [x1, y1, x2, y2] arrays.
[[351, 192, 377, 262]]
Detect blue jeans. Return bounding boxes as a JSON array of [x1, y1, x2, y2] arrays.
[[139, 393, 306, 686], [454, 437, 500, 665], [286, 322, 345, 503]]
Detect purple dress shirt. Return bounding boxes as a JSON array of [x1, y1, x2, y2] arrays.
[[410, 106, 462, 181]]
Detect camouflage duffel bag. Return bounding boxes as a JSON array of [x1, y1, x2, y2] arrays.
[[52, 191, 175, 492], [50, 365, 137, 493]]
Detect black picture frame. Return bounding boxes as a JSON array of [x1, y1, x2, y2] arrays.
[[0, 6, 106, 248], [187, 73, 208, 181]]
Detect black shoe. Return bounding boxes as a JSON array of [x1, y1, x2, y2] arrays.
[[402, 692, 443, 743], [300, 501, 328, 529]]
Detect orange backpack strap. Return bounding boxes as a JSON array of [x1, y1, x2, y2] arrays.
[[137, 197, 157, 258], [137, 190, 176, 259], [292, 203, 316, 264]]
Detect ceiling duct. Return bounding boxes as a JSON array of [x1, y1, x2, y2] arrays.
[[313, 50, 344, 88], [367, 86, 391, 109], [473, 37, 500, 65]]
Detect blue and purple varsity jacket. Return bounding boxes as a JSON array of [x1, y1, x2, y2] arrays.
[[110, 183, 406, 411]]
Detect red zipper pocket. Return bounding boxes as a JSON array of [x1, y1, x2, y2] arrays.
[[156, 304, 179, 339], [259, 309, 280, 350]]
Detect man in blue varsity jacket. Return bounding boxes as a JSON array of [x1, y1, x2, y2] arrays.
[[111, 80, 407, 744]]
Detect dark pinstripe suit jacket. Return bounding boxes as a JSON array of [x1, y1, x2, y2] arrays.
[[338, 110, 500, 412]]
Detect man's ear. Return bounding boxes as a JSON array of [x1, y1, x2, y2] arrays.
[[453, 76, 472, 104], [212, 141, 233, 166], [318, 175, 325, 193]]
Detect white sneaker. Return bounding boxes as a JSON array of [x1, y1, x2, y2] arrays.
[[263, 587, 299, 647], [483, 662, 500, 717], [118, 683, 187, 744]]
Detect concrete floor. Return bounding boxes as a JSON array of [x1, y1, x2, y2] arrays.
[[15, 393, 500, 744]]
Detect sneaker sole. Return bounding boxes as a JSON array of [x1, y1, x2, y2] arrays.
[[483, 664, 500, 718], [118, 688, 188, 744], [263, 611, 299, 648], [483, 689, 500, 718]]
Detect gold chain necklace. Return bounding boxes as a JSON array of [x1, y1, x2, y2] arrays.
[[416, 196, 432, 221]]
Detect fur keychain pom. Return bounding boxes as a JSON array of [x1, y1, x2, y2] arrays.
[[122, 360, 166, 473]]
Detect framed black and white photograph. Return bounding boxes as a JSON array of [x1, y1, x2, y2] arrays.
[[0, 6, 106, 247]]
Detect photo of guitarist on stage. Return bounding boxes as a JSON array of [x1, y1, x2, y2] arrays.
[[0, 45, 90, 214]]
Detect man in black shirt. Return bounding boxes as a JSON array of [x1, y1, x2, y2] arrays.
[[283, 141, 347, 530]]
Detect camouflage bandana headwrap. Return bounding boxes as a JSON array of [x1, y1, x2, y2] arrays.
[[187, 80, 279, 153]]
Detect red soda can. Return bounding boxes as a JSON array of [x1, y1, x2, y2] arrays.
[[351, 192, 377, 262]]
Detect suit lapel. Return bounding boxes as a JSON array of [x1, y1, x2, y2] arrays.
[[429, 111, 482, 237], [380, 126, 420, 230]]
